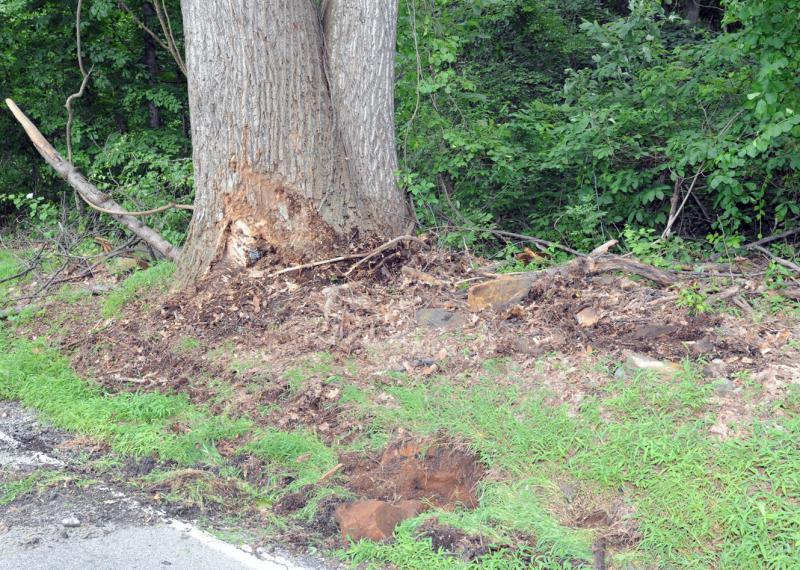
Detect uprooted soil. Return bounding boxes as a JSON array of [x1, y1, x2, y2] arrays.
[[59, 249, 782, 396], [344, 438, 484, 509], [10, 243, 800, 559]]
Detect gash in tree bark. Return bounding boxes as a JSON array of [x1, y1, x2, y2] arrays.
[[178, 0, 412, 284]]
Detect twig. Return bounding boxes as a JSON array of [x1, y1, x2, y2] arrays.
[[267, 253, 365, 278], [268, 236, 426, 279], [744, 227, 800, 249], [441, 225, 585, 257], [65, 0, 93, 212], [748, 244, 800, 274], [75, 193, 194, 216], [343, 235, 426, 277], [661, 164, 705, 239], [117, 0, 187, 75], [317, 463, 343, 484]]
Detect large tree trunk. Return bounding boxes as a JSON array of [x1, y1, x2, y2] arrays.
[[142, 2, 162, 129], [177, 0, 411, 284]]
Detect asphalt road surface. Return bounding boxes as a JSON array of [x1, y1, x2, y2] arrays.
[[0, 401, 326, 570]]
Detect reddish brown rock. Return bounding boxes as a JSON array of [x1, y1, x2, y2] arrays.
[[467, 276, 534, 311], [335, 499, 423, 542]]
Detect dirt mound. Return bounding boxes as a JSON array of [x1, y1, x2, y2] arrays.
[[331, 437, 484, 542], [516, 273, 757, 363], [346, 438, 484, 509], [419, 520, 492, 561]]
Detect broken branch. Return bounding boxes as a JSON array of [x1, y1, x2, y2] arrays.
[[442, 225, 585, 257], [343, 235, 427, 277], [5, 98, 180, 262], [748, 244, 800, 274]]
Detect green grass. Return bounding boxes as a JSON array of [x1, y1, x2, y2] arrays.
[[0, 249, 25, 302], [0, 335, 248, 463], [101, 262, 175, 317], [0, 326, 341, 515], [241, 428, 338, 493], [0, 470, 72, 506], [2, 294, 798, 568], [345, 362, 800, 569]]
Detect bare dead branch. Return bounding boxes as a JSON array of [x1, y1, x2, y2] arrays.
[[118, 0, 187, 76], [748, 244, 800, 274], [5, 98, 180, 262], [441, 225, 585, 257], [744, 227, 800, 249], [343, 235, 427, 277]]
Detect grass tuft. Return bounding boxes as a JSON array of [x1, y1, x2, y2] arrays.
[[101, 262, 175, 317]]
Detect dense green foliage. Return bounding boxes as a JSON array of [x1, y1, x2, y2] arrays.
[[0, 0, 191, 243], [1, 0, 798, 252], [396, 0, 799, 250]]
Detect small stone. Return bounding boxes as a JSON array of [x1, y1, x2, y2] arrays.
[[575, 307, 600, 327], [467, 276, 534, 311], [61, 516, 81, 528], [416, 308, 464, 330], [60, 530, 69, 539], [685, 337, 715, 357], [713, 379, 736, 396], [703, 358, 728, 379], [558, 482, 577, 503], [240, 544, 254, 554], [625, 351, 681, 376]]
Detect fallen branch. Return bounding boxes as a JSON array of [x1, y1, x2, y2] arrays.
[[5, 98, 180, 262], [583, 255, 676, 286], [267, 235, 427, 279], [744, 227, 800, 249], [748, 244, 800, 274], [343, 235, 426, 277], [443, 225, 585, 257], [267, 253, 365, 278]]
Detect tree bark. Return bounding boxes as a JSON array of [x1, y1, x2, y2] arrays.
[[143, 2, 162, 128], [177, 0, 412, 284], [685, 0, 700, 24]]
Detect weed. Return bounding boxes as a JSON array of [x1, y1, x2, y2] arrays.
[[101, 262, 175, 318], [676, 285, 710, 315], [0, 470, 71, 506], [175, 336, 202, 352]]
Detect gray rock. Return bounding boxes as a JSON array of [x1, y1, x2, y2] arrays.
[[704, 358, 729, 380], [416, 308, 465, 330], [558, 482, 577, 503], [713, 379, 736, 396], [625, 351, 681, 375], [61, 516, 81, 528]]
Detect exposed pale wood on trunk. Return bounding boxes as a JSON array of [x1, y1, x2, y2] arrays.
[[177, 0, 411, 285], [5, 98, 180, 262]]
